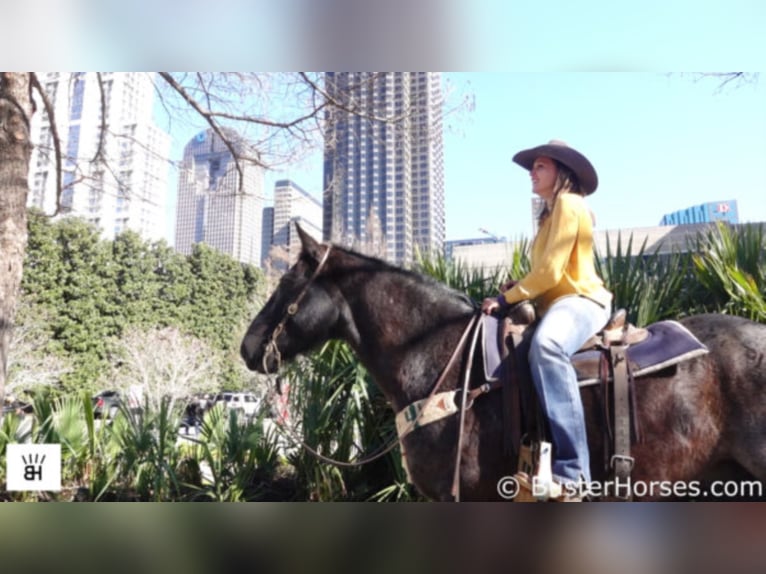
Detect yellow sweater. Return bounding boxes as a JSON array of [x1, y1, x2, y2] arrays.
[[502, 193, 612, 315]]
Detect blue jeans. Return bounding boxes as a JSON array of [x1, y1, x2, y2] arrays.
[[528, 295, 610, 484]]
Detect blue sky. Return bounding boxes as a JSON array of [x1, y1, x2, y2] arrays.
[[164, 72, 766, 243], [16, 1, 761, 245], [442, 72, 766, 240]]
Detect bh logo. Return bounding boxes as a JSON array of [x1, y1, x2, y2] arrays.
[[6, 444, 61, 491]]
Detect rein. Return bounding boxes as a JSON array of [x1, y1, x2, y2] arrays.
[[451, 314, 483, 501], [274, 310, 482, 471]]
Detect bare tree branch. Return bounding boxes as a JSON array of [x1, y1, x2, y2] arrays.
[[158, 72, 250, 191], [29, 73, 64, 216], [676, 72, 759, 93], [92, 72, 107, 164]]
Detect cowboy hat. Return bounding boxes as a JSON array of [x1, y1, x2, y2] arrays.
[[512, 140, 598, 195]]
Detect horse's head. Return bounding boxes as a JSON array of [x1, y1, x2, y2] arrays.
[[241, 224, 341, 373]]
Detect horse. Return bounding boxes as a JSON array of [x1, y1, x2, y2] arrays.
[[241, 225, 766, 501]]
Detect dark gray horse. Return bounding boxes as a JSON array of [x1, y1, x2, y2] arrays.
[[241, 226, 766, 501]]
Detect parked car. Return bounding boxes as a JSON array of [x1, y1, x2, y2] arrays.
[[92, 390, 122, 419], [213, 392, 260, 418], [92, 390, 142, 419], [2, 398, 32, 416]]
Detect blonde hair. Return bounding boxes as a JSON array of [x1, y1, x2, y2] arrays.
[[536, 161, 584, 226]]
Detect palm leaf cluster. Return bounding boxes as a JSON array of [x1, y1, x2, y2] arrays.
[[690, 222, 766, 321], [277, 341, 421, 501], [0, 390, 283, 501], [414, 238, 531, 303], [595, 233, 694, 326]]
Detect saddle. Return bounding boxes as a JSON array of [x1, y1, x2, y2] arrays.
[[483, 302, 709, 494]]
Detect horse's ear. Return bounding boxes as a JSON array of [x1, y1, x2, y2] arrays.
[[295, 222, 323, 262]]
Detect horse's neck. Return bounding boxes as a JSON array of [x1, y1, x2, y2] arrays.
[[337, 270, 474, 410]]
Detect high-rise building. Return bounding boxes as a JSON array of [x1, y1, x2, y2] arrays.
[[261, 206, 274, 267], [174, 128, 264, 266], [660, 200, 739, 226], [28, 72, 171, 241], [269, 179, 322, 267], [322, 72, 444, 265]]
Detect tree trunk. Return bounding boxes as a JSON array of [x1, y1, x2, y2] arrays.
[[0, 72, 33, 409]]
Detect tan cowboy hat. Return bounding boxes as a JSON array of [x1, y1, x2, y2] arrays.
[[512, 139, 598, 195]]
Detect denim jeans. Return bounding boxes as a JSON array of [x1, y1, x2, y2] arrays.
[[528, 295, 610, 484]]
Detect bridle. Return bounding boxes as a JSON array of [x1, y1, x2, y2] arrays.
[[262, 244, 333, 374], [260, 243, 485, 498], [260, 241, 406, 468]]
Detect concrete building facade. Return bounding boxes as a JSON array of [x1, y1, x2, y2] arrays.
[[174, 128, 264, 266], [28, 72, 171, 241], [268, 179, 322, 268]]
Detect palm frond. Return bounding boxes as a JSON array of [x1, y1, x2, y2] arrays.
[[690, 222, 766, 321]]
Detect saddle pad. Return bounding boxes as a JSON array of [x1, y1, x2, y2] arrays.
[[574, 320, 709, 386], [483, 315, 709, 386]]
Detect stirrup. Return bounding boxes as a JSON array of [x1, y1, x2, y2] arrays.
[[513, 472, 582, 502], [512, 471, 540, 503]]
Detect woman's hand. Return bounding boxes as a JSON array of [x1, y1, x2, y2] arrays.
[[499, 279, 517, 292], [481, 297, 501, 315]]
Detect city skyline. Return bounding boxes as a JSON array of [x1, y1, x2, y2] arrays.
[[28, 73, 766, 266], [164, 73, 766, 251]]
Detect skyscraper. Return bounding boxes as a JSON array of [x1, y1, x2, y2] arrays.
[[28, 72, 171, 241], [174, 128, 264, 266], [269, 179, 322, 267], [322, 72, 444, 265]]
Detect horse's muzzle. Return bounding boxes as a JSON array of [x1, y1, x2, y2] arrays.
[[240, 334, 264, 372], [241, 335, 282, 374]]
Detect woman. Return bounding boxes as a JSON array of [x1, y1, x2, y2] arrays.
[[481, 140, 612, 497]]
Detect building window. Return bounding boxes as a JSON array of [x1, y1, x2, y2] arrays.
[[66, 125, 80, 168], [69, 73, 86, 121], [115, 217, 128, 235], [209, 158, 221, 189]]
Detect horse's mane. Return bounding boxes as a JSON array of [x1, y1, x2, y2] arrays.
[[328, 243, 477, 312]]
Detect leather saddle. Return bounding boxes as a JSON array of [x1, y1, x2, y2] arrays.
[[484, 303, 707, 388], [486, 301, 708, 492]]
